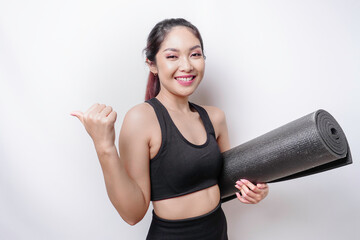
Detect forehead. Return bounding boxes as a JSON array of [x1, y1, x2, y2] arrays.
[[159, 26, 201, 51]]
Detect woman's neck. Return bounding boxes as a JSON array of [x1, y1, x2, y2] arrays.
[[156, 91, 191, 113]]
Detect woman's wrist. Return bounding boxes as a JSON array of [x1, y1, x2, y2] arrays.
[[94, 141, 117, 156]]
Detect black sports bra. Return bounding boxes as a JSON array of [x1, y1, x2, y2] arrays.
[[146, 98, 223, 201]]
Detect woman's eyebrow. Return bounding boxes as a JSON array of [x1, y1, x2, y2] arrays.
[[190, 45, 201, 51], [163, 45, 201, 52], [163, 48, 178, 52]]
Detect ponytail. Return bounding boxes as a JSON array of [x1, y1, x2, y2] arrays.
[[145, 72, 160, 101]]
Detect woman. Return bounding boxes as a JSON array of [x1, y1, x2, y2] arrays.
[[71, 18, 269, 239]]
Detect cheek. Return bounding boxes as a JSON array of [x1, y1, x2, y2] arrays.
[[195, 60, 205, 74], [158, 61, 177, 75]]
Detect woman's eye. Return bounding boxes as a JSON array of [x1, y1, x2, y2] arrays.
[[166, 55, 177, 59], [191, 53, 202, 57]]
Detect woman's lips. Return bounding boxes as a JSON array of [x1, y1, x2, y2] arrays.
[[175, 75, 196, 86]]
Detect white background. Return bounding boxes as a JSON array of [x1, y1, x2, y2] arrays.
[[1, 0, 359, 239]]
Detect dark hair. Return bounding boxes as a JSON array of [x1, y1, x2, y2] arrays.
[[144, 18, 205, 100]]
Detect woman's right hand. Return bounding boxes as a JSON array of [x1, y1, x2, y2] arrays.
[[70, 103, 117, 151]]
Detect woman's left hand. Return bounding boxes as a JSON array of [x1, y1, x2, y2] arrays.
[[234, 179, 269, 204]]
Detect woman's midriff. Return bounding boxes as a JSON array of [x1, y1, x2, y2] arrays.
[[152, 184, 221, 220]]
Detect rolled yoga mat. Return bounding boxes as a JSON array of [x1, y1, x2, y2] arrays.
[[219, 109, 352, 203]]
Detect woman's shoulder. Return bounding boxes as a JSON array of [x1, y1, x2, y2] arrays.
[[199, 104, 230, 150], [123, 102, 157, 126], [119, 102, 159, 145], [199, 105, 227, 125]]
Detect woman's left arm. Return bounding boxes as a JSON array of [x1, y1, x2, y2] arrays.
[[204, 106, 269, 204]]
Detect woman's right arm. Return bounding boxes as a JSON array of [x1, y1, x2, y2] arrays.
[[71, 103, 152, 226]]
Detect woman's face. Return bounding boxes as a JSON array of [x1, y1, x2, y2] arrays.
[[150, 26, 205, 98]]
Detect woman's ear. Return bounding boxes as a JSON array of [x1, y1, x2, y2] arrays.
[[146, 59, 158, 75]]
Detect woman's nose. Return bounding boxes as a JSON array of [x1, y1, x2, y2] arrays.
[[178, 57, 193, 72]]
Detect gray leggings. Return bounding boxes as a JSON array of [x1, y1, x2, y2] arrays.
[[146, 202, 228, 240]]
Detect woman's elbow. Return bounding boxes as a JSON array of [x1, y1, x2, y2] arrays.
[[123, 215, 144, 226], [117, 207, 147, 226], [126, 220, 138, 226]]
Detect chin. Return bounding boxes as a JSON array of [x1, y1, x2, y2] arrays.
[[176, 88, 198, 98]]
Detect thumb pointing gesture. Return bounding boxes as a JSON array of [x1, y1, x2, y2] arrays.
[[70, 103, 101, 126], [70, 111, 84, 124], [70, 103, 117, 150]]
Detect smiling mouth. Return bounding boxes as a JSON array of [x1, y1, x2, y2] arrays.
[[174, 76, 196, 82]]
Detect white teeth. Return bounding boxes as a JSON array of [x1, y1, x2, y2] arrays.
[[176, 77, 193, 81]]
